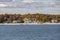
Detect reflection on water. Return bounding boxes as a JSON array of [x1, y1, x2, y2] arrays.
[[0, 25, 60, 40]]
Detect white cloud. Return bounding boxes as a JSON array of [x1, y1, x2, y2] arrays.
[[0, 3, 15, 7], [0, 4, 8, 7], [22, 0, 54, 3], [22, 0, 35, 3], [13, 0, 16, 2]]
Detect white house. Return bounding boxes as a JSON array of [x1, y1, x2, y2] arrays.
[[51, 19, 58, 23], [23, 18, 34, 23], [13, 20, 17, 23]]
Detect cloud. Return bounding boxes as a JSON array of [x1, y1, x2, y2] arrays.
[[22, 0, 44, 3], [13, 0, 15, 2], [0, 0, 13, 2], [21, 0, 56, 3], [0, 3, 14, 8], [0, 4, 8, 7], [0, 0, 60, 14], [22, 0, 35, 3]]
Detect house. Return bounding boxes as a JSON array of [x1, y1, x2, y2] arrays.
[[23, 18, 43, 23], [23, 18, 33, 23], [16, 19, 24, 23], [51, 19, 58, 23], [12, 19, 24, 23], [13, 20, 17, 23], [4, 18, 12, 23]]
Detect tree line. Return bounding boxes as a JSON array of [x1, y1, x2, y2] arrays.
[[0, 13, 60, 23]]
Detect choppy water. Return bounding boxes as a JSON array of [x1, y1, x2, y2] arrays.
[[0, 24, 60, 40]]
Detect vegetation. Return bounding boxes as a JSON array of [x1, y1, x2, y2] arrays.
[[0, 13, 60, 23]]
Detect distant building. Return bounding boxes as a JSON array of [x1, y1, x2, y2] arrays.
[[51, 19, 58, 23], [23, 18, 33, 23], [13, 20, 17, 23], [13, 19, 24, 23], [16, 19, 24, 23], [23, 18, 42, 23], [5, 18, 12, 23]]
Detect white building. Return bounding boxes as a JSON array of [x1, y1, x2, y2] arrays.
[[51, 19, 58, 23]]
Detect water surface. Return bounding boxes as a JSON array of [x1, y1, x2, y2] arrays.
[[0, 25, 60, 40]]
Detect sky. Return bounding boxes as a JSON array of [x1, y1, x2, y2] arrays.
[[0, 0, 60, 14]]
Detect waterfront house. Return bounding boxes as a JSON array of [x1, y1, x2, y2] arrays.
[[13, 20, 17, 23], [16, 19, 24, 23], [23, 18, 42, 23], [51, 19, 58, 23], [36, 20, 42, 23], [5, 18, 12, 23], [23, 18, 33, 23]]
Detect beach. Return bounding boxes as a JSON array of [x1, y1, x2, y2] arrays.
[[0, 23, 60, 25]]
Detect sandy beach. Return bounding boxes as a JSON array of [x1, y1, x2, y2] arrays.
[[0, 23, 60, 25]]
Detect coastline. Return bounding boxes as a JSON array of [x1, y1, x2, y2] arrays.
[[0, 23, 60, 25]]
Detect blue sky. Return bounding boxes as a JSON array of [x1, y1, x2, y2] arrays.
[[0, 0, 60, 14]]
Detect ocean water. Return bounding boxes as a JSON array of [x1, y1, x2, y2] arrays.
[[0, 24, 60, 40]]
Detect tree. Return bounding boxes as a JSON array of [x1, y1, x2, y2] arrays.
[[0, 16, 4, 23]]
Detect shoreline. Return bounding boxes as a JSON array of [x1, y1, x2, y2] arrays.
[[0, 23, 60, 25]]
